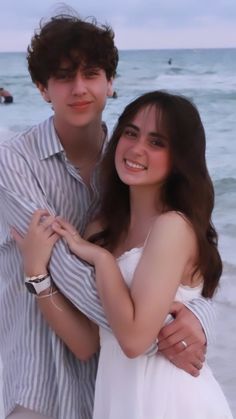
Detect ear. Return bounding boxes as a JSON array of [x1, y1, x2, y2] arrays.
[[107, 78, 114, 97], [37, 83, 51, 103]]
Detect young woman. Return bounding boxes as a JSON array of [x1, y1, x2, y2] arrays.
[[14, 91, 233, 418]]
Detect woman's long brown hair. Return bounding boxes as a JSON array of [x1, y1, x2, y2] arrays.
[[90, 91, 222, 298]]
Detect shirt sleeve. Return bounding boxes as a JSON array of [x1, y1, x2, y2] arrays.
[[0, 145, 111, 329], [183, 297, 216, 344]]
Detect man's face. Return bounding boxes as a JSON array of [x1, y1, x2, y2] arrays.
[[38, 60, 113, 130]]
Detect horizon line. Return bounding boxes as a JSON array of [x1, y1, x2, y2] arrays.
[[1, 46, 236, 54]]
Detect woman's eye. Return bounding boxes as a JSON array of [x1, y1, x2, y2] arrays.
[[150, 138, 166, 147], [123, 129, 137, 138]]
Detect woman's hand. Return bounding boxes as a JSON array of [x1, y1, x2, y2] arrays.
[[11, 209, 60, 276], [52, 217, 107, 265]]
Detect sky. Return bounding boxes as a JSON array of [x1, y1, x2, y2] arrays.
[[0, 0, 236, 51]]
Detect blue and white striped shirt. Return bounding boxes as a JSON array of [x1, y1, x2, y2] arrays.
[[0, 117, 215, 419]]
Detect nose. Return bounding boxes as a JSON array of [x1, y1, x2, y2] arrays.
[[129, 137, 146, 155], [71, 72, 87, 96]]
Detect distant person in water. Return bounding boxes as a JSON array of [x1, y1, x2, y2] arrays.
[[168, 58, 172, 65], [0, 87, 13, 104]]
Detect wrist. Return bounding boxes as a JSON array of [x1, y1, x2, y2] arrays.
[[94, 248, 112, 263], [37, 283, 57, 297], [24, 273, 52, 295], [24, 267, 48, 277], [94, 248, 115, 269]]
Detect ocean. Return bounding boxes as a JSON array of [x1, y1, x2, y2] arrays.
[[0, 49, 235, 417]]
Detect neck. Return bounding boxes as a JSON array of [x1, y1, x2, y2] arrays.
[[129, 185, 163, 229], [115, 186, 163, 254], [53, 116, 104, 165]]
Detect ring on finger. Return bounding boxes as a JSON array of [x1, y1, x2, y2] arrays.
[[181, 340, 188, 349]]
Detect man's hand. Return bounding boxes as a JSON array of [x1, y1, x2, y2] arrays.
[[158, 302, 206, 376]]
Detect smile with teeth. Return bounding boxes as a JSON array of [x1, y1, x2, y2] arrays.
[[124, 159, 147, 170]]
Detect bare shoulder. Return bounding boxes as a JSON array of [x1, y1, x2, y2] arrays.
[[84, 219, 103, 240], [151, 211, 196, 243]]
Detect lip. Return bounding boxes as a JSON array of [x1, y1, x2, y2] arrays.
[[68, 101, 92, 109], [124, 158, 147, 171]]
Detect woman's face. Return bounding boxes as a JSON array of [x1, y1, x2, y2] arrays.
[[115, 105, 171, 188]]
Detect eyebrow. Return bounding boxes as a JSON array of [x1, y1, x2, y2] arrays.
[[56, 67, 74, 73], [57, 65, 101, 73], [125, 123, 168, 141]]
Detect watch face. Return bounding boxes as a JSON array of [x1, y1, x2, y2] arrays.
[[25, 281, 37, 294]]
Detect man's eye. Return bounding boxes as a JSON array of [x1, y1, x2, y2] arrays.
[[55, 72, 74, 80], [84, 69, 100, 78]]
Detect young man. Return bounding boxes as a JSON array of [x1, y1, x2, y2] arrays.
[[0, 13, 214, 419]]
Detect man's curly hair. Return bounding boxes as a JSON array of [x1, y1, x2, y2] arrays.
[[27, 13, 119, 85]]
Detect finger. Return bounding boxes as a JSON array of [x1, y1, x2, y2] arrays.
[[10, 228, 24, 249], [196, 347, 206, 362], [170, 355, 200, 377], [158, 329, 183, 349], [39, 215, 56, 231], [192, 360, 203, 370], [48, 233, 60, 246], [52, 223, 76, 245], [159, 340, 186, 356], [160, 342, 205, 363], [163, 339, 189, 354], [51, 222, 67, 236], [158, 320, 180, 342], [198, 352, 205, 363], [55, 217, 78, 236], [158, 329, 197, 351], [169, 301, 183, 315], [30, 209, 51, 229]]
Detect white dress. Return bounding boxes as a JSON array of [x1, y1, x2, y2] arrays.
[[93, 247, 233, 419]]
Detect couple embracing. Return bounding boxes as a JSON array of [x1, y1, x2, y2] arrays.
[[0, 10, 232, 419]]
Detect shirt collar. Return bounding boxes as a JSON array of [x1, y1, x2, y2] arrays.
[[37, 116, 108, 162], [37, 116, 64, 160]]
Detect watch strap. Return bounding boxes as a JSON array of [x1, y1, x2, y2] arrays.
[[24, 273, 51, 295]]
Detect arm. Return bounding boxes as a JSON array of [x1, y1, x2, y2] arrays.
[[157, 287, 215, 376], [184, 297, 216, 343], [37, 290, 99, 360], [53, 212, 197, 358], [0, 145, 109, 329], [12, 210, 99, 360]]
